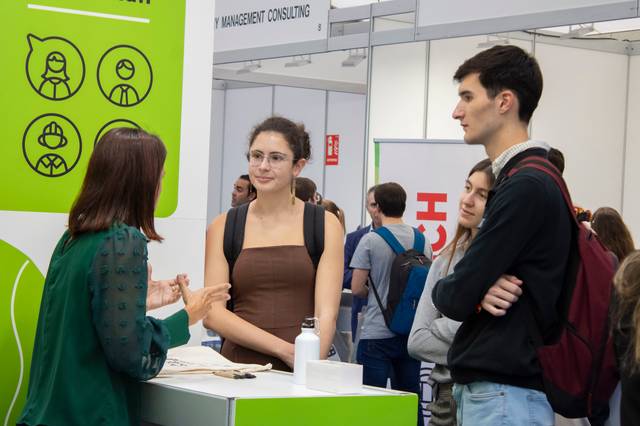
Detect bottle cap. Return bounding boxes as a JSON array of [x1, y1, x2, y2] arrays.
[[302, 317, 316, 328]]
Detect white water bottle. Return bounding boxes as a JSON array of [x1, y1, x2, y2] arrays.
[[293, 317, 320, 385]]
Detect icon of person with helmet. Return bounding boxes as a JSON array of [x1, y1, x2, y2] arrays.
[[108, 59, 140, 106], [38, 51, 72, 99], [35, 121, 70, 176]]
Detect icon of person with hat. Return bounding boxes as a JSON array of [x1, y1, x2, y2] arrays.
[[108, 59, 140, 106], [38, 51, 72, 99], [35, 121, 70, 176]]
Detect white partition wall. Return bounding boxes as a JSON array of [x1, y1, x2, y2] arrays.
[[368, 41, 428, 192], [532, 43, 629, 213], [324, 91, 367, 232], [624, 55, 640, 244], [207, 89, 227, 225]]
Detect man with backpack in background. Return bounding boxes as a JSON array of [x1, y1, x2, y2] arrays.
[[431, 45, 572, 425], [351, 182, 432, 426]]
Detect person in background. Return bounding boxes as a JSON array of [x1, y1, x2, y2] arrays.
[[547, 147, 565, 174], [321, 198, 346, 234], [612, 250, 640, 426], [343, 186, 382, 342], [351, 182, 432, 426], [204, 116, 343, 371], [231, 174, 256, 207], [18, 128, 230, 426], [408, 158, 494, 426], [592, 207, 636, 263], [295, 176, 317, 203]]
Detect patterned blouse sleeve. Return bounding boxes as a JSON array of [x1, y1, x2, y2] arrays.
[[89, 226, 190, 381]]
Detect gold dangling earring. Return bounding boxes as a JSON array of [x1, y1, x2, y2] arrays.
[[291, 178, 296, 205]]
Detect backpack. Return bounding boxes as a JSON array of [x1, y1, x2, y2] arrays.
[[223, 202, 325, 311], [509, 157, 619, 418], [369, 226, 431, 335]]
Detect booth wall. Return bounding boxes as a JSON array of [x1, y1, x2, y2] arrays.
[[624, 55, 640, 245], [368, 40, 428, 190], [210, 86, 366, 232], [207, 89, 226, 225], [532, 42, 628, 215]]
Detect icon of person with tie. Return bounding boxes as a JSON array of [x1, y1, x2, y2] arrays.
[[38, 51, 72, 99], [108, 59, 140, 106], [35, 121, 70, 176]]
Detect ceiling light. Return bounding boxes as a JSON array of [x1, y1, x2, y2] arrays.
[[477, 35, 510, 49], [285, 55, 312, 68], [236, 61, 261, 75], [341, 49, 366, 67], [559, 23, 595, 39]]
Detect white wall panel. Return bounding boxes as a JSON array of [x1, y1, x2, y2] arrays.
[[207, 89, 226, 224], [368, 41, 428, 190], [623, 56, 640, 245], [220, 87, 273, 212], [324, 91, 367, 232], [532, 43, 628, 215], [273, 86, 327, 195]]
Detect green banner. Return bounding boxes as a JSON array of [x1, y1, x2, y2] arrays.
[[0, 0, 186, 216], [0, 240, 45, 426]]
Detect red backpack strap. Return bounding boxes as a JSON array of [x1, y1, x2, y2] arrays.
[[508, 157, 579, 227]]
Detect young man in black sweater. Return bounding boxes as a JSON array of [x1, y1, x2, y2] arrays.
[[431, 45, 571, 425]]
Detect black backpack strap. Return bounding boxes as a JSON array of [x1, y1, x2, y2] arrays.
[[223, 202, 250, 278], [368, 274, 392, 328], [303, 203, 325, 270]]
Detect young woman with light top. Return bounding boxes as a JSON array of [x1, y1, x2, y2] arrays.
[[407, 158, 495, 426], [204, 116, 343, 371]]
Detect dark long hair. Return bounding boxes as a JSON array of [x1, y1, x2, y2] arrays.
[[442, 158, 495, 273], [68, 127, 166, 241], [592, 207, 635, 262]]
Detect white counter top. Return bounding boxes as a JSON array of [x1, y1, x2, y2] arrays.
[[149, 369, 404, 399]]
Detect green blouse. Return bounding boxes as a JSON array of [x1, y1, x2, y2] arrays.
[[19, 223, 190, 426]]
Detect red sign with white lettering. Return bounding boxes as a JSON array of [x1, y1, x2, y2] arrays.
[[325, 134, 339, 166]]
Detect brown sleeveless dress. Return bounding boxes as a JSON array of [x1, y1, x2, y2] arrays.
[[220, 245, 316, 371]]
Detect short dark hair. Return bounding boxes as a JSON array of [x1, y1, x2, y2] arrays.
[[238, 174, 255, 195], [454, 45, 543, 124], [249, 116, 311, 162], [68, 127, 166, 241], [295, 177, 317, 202], [547, 148, 565, 174], [374, 182, 406, 218]]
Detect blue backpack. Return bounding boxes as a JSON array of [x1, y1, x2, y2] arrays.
[[369, 227, 431, 335]]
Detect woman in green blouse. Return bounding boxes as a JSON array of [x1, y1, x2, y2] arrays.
[[18, 128, 230, 426]]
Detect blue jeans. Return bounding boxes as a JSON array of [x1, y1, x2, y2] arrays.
[[452, 382, 554, 426], [357, 336, 423, 426]]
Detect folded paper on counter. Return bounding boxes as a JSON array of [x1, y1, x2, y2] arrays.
[[158, 346, 272, 377]]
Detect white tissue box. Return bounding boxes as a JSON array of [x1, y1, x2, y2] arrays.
[[305, 360, 363, 394]]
